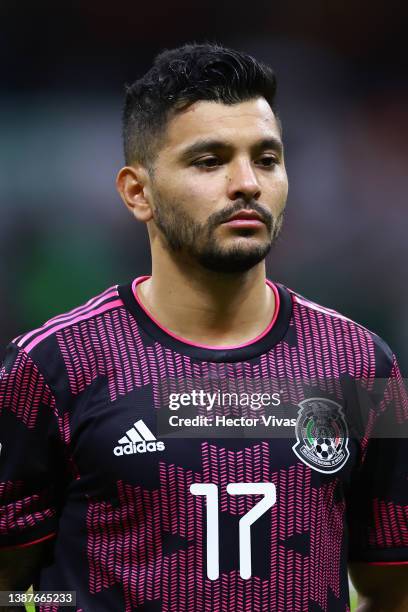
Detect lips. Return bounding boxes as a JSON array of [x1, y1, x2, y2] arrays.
[[225, 210, 263, 222], [221, 209, 265, 229]]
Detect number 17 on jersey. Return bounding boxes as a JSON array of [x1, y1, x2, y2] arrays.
[[190, 482, 277, 580]]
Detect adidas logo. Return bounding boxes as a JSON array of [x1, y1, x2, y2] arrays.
[[113, 419, 165, 456]]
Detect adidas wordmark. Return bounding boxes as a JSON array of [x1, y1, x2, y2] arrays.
[[113, 419, 165, 456]]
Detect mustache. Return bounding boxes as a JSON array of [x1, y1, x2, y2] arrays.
[[208, 200, 273, 230]]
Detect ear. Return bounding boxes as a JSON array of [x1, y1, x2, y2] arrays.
[[116, 165, 153, 222]]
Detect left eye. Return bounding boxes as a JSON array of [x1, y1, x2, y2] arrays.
[[257, 156, 277, 167]]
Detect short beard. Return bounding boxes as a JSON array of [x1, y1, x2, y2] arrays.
[[152, 189, 284, 274]]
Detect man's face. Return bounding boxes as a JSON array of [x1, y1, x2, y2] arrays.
[[147, 97, 288, 274]]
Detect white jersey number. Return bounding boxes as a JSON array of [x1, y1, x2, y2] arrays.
[[190, 482, 276, 580]]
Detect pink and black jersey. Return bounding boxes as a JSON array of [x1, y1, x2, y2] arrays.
[[1, 276, 407, 611]]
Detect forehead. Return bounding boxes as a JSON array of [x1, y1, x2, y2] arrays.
[[162, 98, 280, 152]]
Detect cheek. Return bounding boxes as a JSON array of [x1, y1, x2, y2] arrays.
[[177, 176, 222, 221], [269, 174, 288, 211]]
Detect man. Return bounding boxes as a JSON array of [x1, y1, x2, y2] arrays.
[[0, 43, 407, 611]]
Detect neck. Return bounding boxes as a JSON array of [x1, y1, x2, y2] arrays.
[[136, 249, 275, 347]]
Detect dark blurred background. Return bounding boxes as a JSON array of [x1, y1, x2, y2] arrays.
[[1, 1, 407, 370]]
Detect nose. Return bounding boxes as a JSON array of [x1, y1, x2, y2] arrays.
[[227, 158, 261, 201]]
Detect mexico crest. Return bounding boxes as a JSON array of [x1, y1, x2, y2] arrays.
[[292, 398, 349, 474]]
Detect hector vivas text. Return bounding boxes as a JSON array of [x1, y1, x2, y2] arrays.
[[166, 390, 297, 429]]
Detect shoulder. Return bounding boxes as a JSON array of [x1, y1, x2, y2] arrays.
[[280, 283, 395, 378], [1, 283, 137, 419], [11, 284, 124, 359]]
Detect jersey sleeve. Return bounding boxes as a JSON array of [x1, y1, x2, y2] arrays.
[[347, 353, 408, 563], [0, 342, 62, 549]]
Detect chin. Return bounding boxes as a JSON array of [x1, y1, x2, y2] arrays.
[[197, 245, 271, 274]]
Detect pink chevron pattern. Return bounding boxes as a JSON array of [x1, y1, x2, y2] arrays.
[[0, 348, 55, 428], [290, 295, 376, 388], [39, 606, 84, 612], [369, 499, 408, 548], [378, 356, 408, 423], [0, 480, 56, 534], [56, 285, 378, 409], [56, 308, 151, 401], [359, 355, 407, 460], [0, 480, 23, 504], [146, 294, 377, 411], [86, 443, 346, 611], [15, 286, 119, 350]]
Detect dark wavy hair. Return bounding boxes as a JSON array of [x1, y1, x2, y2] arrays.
[[122, 43, 278, 166]]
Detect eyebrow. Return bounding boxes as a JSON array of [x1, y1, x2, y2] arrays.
[[179, 136, 284, 161]]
